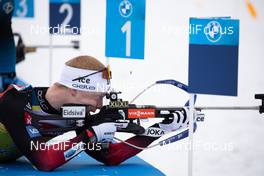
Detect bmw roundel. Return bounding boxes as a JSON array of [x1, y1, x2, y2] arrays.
[[204, 21, 222, 43], [119, 0, 133, 18]]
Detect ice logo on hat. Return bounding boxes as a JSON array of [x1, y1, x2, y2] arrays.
[[119, 0, 133, 18], [204, 21, 222, 43]]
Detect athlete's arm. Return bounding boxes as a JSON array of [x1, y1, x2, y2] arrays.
[[85, 125, 161, 165], [0, 86, 93, 171], [85, 109, 189, 165]]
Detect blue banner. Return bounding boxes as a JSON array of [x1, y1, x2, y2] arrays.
[[49, 0, 81, 35], [13, 0, 34, 18], [105, 0, 146, 59], [188, 17, 239, 96], [189, 17, 239, 46]]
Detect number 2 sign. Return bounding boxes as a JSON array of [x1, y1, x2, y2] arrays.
[[105, 0, 146, 59], [49, 0, 81, 35]]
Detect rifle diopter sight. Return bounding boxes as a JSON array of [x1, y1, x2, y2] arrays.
[[106, 91, 129, 108]]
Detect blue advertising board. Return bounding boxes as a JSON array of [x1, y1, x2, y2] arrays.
[[188, 17, 239, 96]]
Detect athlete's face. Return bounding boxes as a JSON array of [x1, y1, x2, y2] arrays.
[[73, 90, 106, 112]]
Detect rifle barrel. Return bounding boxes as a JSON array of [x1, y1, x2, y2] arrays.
[[154, 106, 259, 111]]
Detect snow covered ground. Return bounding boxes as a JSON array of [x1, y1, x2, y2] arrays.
[[13, 0, 264, 175]]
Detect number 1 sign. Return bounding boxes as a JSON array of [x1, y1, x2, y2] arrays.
[[49, 0, 81, 35], [105, 0, 146, 59]]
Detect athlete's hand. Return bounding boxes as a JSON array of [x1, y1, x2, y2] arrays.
[[159, 107, 204, 132], [91, 121, 129, 142], [159, 108, 187, 132], [92, 123, 117, 142]]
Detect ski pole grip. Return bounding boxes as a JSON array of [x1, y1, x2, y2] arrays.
[[255, 94, 264, 114]]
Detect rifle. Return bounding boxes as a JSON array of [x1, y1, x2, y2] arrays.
[[30, 80, 264, 145], [30, 91, 264, 137], [29, 80, 194, 136], [14, 33, 79, 64], [30, 91, 189, 137]]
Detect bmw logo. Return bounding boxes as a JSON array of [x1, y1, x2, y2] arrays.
[[204, 21, 222, 43], [119, 0, 133, 18]]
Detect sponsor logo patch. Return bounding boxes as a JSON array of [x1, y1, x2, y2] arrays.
[[128, 109, 155, 118], [109, 100, 129, 108], [37, 90, 49, 111], [64, 142, 83, 161], [72, 84, 96, 91], [25, 102, 32, 110], [62, 106, 86, 118], [24, 112, 32, 125], [143, 127, 165, 137], [26, 126, 41, 138]]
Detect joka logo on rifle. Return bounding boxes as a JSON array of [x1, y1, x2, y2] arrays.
[[128, 109, 155, 118], [145, 127, 165, 137]]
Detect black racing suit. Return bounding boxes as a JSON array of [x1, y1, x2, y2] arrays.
[[0, 85, 159, 171], [0, 0, 16, 74], [0, 0, 27, 92]]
